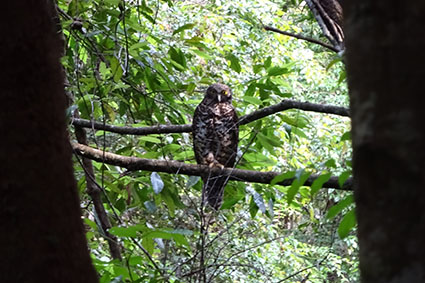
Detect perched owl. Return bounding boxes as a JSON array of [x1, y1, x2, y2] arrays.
[[193, 83, 239, 210]]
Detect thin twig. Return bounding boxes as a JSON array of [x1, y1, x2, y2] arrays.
[[263, 25, 339, 53]]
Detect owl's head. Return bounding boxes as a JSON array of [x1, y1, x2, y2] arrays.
[[204, 83, 232, 104]]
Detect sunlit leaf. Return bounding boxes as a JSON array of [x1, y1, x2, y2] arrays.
[[341, 131, 351, 142], [324, 158, 336, 168], [226, 53, 242, 73], [172, 23, 195, 35], [338, 209, 357, 239], [339, 171, 352, 188], [267, 66, 289, 76], [327, 195, 354, 219], [287, 170, 310, 204], [110, 57, 123, 83], [271, 171, 295, 186], [139, 136, 161, 143], [310, 172, 332, 196], [109, 225, 143, 237], [245, 83, 256, 96], [242, 96, 262, 105]]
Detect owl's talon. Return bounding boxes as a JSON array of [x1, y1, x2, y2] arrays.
[[208, 160, 224, 169]]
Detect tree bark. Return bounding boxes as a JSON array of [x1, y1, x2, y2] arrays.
[[72, 142, 353, 190], [71, 99, 349, 136], [343, 1, 425, 282], [0, 1, 98, 282]]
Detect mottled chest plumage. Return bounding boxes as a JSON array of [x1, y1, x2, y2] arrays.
[[192, 83, 239, 209]]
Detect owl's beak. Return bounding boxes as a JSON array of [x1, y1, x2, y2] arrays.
[[217, 94, 222, 102]]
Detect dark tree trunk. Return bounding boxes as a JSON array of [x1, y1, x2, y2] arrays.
[[0, 1, 98, 282], [343, 1, 425, 282]]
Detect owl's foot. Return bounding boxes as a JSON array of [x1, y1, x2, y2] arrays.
[[208, 161, 224, 169], [206, 152, 224, 169]]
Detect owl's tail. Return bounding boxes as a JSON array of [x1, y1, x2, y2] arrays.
[[202, 174, 228, 210]]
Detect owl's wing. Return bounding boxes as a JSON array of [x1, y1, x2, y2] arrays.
[[213, 104, 238, 167], [193, 103, 215, 165]]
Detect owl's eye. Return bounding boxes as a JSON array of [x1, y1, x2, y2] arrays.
[[221, 90, 228, 95]]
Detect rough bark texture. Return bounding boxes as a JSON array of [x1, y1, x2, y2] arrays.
[[0, 1, 98, 282], [72, 143, 353, 190], [306, 0, 344, 50], [343, 1, 425, 282], [71, 99, 349, 136]]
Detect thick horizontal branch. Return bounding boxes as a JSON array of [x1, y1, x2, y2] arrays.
[[239, 99, 349, 124], [72, 143, 353, 191], [263, 25, 339, 53], [71, 99, 349, 136], [71, 118, 192, 135]]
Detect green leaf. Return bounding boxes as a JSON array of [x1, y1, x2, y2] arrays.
[[338, 209, 356, 239], [160, 188, 176, 217], [169, 59, 185, 71], [326, 57, 341, 71], [280, 113, 309, 128], [109, 225, 142, 237], [270, 171, 295, 186], [150, 172, 164, 194], [341, 131, 351, 142], [327, 195, 354, 219], [168, 47, 187, 68], [264, 56, 272, 69], [247, 187, 266, 213], [221, 196, 243, 209], [291, 127, 307, 139], [245, 83, 256, 96], [242, 96, 262, 105], [139, 136, 161, 143], [84, 218, 97, 230], [267, 66, 289, 76], [142, 237, 154, 255], [172, 23, 195, 35], [249, 197, 259, 218], [253, 64, 263, 74], [287, 171, 310, 204], [110, 57, 123, 83], [143, 229, 191, 247], [338, 70, 347, 84], [226, 53, 242, 73], [104, 0, 120, 6], [338, 171, 352, 188], [310, 172, 332, 196], [191, 49, 213, 60], [129, 41, 149, 51], [324, 159, 336, 168]]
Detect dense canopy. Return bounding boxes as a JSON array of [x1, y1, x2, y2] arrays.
[[59, 0, 356, 281]]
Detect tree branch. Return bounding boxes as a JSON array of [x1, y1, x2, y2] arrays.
[[71, 99, 349, 136], [71, 143, 353, 191], [263, 25, 339, 53], [239, 99, 349, 125], [71, 118, 192, 135]]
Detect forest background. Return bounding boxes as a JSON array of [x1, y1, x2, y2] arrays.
[[61, 0, 355, 282], [2, 0, 358, 282]]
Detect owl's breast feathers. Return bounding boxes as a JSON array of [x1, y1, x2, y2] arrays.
[[193, 102, 238, 167], [192, 84, 238, 209]]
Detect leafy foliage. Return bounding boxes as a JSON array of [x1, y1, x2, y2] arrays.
[[60, 0, 357, 281]]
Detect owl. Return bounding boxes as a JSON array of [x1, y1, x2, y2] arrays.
[[193, 83, 239, 210]]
